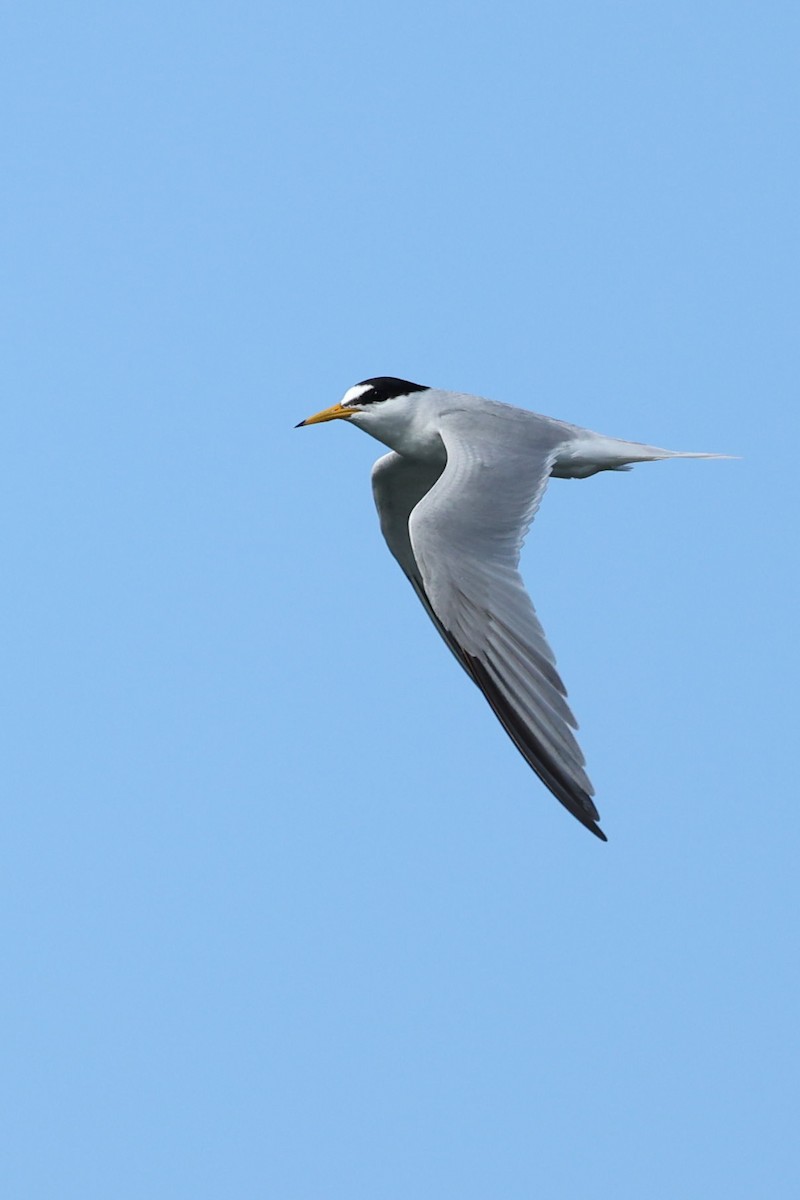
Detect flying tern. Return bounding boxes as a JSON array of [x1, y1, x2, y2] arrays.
[[297, 377, 726, 840]]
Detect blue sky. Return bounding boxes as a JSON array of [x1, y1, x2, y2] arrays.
[[2, 2, 798, 1196]]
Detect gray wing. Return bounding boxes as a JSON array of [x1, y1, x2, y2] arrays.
[[371, 452, 446, 615], [372, 409, 604, 840]]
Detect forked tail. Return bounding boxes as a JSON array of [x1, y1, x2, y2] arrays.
[[552, 433, 735, 479]]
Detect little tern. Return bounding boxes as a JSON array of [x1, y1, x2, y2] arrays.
[[297, 377, 726, 840]]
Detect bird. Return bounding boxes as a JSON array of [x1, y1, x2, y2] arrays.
[[297, 377, 727, 840]]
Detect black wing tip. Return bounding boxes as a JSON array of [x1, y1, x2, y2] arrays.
[[576, 798, 607, 842], [462, 651, 609, 842], [565, 793, 607, 841], [585, 819, 608, 842]]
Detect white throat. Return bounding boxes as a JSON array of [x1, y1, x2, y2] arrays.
[[349, 392, 446, 463]]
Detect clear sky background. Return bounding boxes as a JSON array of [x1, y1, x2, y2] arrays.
[[2, 2, 798, 1197]]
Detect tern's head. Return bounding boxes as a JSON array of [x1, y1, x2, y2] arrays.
[[296, 377, 429, 432]]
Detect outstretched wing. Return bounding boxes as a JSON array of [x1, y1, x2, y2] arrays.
[[372, 406, 604, 840], [371, 452, 445, 615]]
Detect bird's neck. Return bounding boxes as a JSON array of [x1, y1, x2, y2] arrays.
[[354, 400, 447, 464]]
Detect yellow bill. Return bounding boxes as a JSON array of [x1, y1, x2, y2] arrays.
[[295, 403, 355, 428]]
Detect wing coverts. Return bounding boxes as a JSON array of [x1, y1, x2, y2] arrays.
[[372, 406, 605, 840]]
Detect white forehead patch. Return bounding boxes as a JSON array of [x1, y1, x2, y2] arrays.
[[341, 383, 372, 407]]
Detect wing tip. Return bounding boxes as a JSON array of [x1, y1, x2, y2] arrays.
[[464, 651, 608, 841], [566, 791, 607, 841], [585, 818, 608, 842], [577, 797, 607, 841]]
